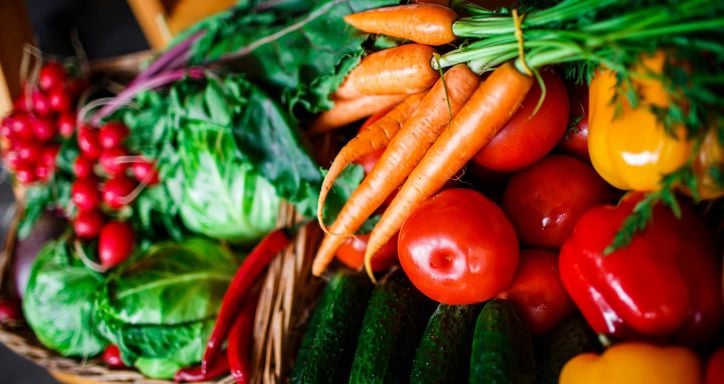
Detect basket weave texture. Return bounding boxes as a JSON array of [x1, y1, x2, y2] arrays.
[[0, 200, 323, 383]]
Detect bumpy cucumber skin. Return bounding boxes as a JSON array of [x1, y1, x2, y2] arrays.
[[469, 299, 535, 384], [350, 270, 434, 384], [290, 272, 373, 384], [410, 304, 481, 384], [535, 314, 601, 384]]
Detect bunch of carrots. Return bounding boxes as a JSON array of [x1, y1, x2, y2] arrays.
[[310, 0, 723, 281], [311, 2, 535, 281]]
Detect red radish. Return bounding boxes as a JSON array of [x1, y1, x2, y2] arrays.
[[32, 118, 57, 141], [11, 115, 34, 140], [73, 156, 95, 178], [74, 210, 104, 239], [15, 140, 41, 163], [131, 159, 160, 185], [99, 147, 129, 177], [47, 86, 72, 112], [71, 178, 101, 211], [3, 149, 24, 171], [15, 164, 37, 184], [13, 91, 29, 112], [57, 112, 76, 138], [99, 122, 130, 149], [0, 297, 22, 324], [31, 90, 52, 117], [1, 118, 14, 139], [38, 62, 66, 91], [101, 345, 128, 369], [35, 164, 52, 181], [41, 145, 60, 168], [77, 125, 102, 160], [102, 176, 136, 209], [98, 221, 135, 268]]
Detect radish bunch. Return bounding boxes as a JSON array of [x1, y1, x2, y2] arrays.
[[1, 62, 87, 185], [71, 119, 159, 269]]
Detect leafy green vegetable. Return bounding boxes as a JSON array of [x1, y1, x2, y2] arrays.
[[23, 240, 107, 357], [120, 73, 363, 223], [174, 119, 280, 244], [180, 0, 397, 114], [96, 238, 239, 379]]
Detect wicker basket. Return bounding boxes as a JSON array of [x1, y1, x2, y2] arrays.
[[0, 200, 324, 383]]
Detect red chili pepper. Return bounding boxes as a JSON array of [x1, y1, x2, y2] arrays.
[[228, 294, 259, 384], [559, 192, 723, 346], [174, 353, 229, 383], [202, 228, 291, 373]]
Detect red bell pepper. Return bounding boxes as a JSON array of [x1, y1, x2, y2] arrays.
[[559, 192, 722, 346]]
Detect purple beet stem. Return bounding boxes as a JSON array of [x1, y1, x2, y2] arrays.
[[91, 67, 206, 125], [130, 31, 205, 87]]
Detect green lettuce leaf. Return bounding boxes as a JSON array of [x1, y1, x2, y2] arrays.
[[96, 238, 239, 379], [23, 240, 107, 357], [182, 0, 397, 114]]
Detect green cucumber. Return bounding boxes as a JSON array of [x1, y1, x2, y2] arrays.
[[535, 314, 601, 384], [410, 303, 481, 384], [350, 269, 434, 384], [469, 298, 535, 384], [290, 271, 373, 384]]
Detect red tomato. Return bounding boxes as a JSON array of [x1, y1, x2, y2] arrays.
[[98, 221, 135, 268], [336, 232, 397, 272], [398, 188, 519, 304], [706, 347, 724, 384], [503, 155, 612, 248], [498, 249, 575, 335], [558, 83, 590, 160], [473, 69, 569, 172]]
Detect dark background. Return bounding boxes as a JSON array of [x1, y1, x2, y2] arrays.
[[1, 0, 148, 382]]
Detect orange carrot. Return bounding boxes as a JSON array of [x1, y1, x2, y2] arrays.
[[309, 94, 406, 134], [344, 4, 458, 46], [317, 92, 426, 231], [335, 44, 439, 100], [363, 62, 533, 279], [312, 64, 480, 276]]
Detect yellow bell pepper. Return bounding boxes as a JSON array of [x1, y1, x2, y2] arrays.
[[560, 342, 702, 384], [693, 128, 724, 199], [588, 52, 691, 191]]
